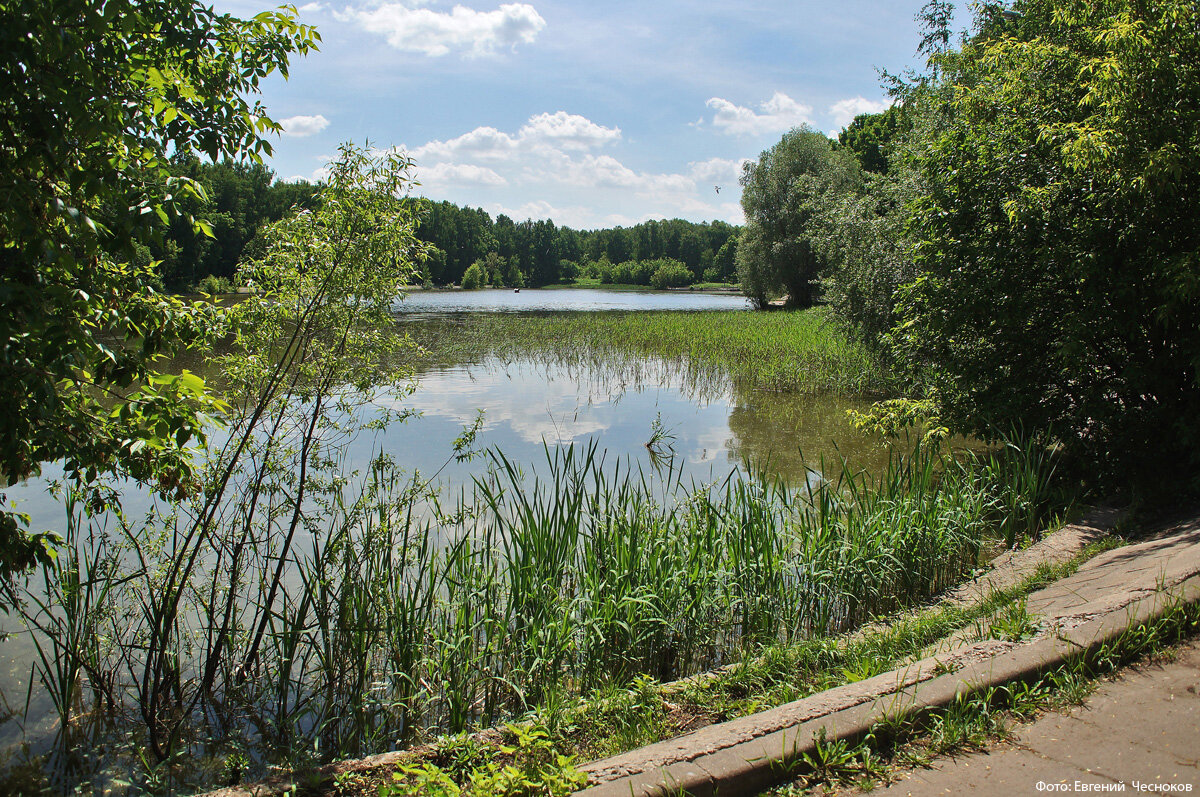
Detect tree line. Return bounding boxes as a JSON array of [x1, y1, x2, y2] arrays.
[[147, 159, 320, 291], [148, 163, 740, 291], [736, 0, 1200, 494], [414, 202, 739, 287]]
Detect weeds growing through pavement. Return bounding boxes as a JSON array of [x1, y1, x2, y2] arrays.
[[763, 595, 1200, 796]]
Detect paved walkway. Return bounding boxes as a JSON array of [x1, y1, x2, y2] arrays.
[[579, 510, 1200, 796], [873, 638, 1200, 796]]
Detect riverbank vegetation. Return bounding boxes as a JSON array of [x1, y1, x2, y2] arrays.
[[738, 0, 1200, 497], [0, 0, 319, 582], [141, 165, 740, 292], [305, 534, 1131, 796], [408, 309, 893, 395], [415, 206, 738, 289], [3, 0, 1198, 793], [7, 429, 1062, 793]]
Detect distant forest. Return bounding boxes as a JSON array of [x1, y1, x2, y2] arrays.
[[152, 158, 740, 291], [416, 202, 739, 288]]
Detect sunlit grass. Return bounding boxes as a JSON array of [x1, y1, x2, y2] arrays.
[[18, 434, 1060, 792], [404, 308, 895, 395]]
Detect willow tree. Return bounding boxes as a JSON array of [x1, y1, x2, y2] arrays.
[[737, 127, 862, 309]]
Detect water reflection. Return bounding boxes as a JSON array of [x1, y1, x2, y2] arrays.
[[5, 353, 887, 538], [367, 356, 888, 490], [0, 312, 894, 788], [725, 384, 892, 481]]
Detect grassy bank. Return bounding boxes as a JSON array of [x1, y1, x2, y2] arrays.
[[764, 594, 1200, 795], [407, 308, 894, 395]]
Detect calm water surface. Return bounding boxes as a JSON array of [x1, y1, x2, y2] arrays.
[[0, 294, 893, 786], [395, 287, 750, 316]]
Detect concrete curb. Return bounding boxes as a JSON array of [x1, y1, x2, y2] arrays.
[[576, 574, 1200, 797]]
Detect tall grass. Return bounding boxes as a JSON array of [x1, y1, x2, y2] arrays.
[[406, 308, 894, 395], [10, 434, 1052, 792]]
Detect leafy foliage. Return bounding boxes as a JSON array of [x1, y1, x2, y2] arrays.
[[895, 0, 1200, 488], [737, 127, 862, 308], [837, 104, 910, 175], [152, 158, 320, 290], [384, 723, 588, 796], [12, 144, 427, 783], [649, 259, 693, 289], [415, 202, 738, 287], [461, 260, 489, 290], [0, 0, 317, 579]]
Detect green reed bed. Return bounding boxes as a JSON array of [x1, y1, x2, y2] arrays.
[[405, 308, 894, 395], [7, 434, 1047, 794]]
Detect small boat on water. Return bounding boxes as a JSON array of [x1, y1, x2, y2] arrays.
[[514, 288, 520, 293]]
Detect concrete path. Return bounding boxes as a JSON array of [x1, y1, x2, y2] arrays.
[[872, 638, 1200, 796], [578, 510, 1200, 797]]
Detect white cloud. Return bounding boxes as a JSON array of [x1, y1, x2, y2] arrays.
[[553, 154, 639, 188], [519, 111, 622, 150], [490, 200, 589, 226], [419, 162, 508, 186], [828, 96, 891, 131], [705, 92, 814, 137], [279, 114, 330, 137], [283, 167, 329, 183], [296, 2, 325, 13], [410, 127, 520, 162], [400, 364, 613, 444], [337, 2, 546, 57], [410, 113, 619, 163], [688, 157, 749, 186], [400, 111, 746, 228]]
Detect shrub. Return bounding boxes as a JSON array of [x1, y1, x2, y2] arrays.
[[649, 259, 693, 289], [461, 261, 488, 290]]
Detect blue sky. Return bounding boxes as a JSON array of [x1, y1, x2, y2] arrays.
[[215, 0, 965, 230]]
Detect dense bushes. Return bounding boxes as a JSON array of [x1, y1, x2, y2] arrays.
[[745, 0, 1200, 494], [649, 260, 693, 289], [596, 257, 695, 288], [894, 0, 1200, 491]]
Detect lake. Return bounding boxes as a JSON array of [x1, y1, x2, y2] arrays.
[[393, 286, 751, 315], [0, 291, 899, 792]]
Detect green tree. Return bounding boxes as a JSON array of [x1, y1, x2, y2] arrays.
[[711, 236, 739, 283], [505, 255, 525, 288], [737, 127, 862, 308], [649, 259, 693, 289], [461, 260, 488, 289], [815, 102, 937, 348], [895, 0, 1200, 488], [0, 0, 317, 579], [837, 105, 909, 175], [130, 143, 425, 760], [529, 219, 561, 285], [153, 159, 319, 290]]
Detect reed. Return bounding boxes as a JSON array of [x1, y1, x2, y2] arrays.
[[11, 430, 1060, 792], [406, 308, 895, 395]]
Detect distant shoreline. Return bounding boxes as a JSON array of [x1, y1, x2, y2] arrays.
[[407, 282, 743, 296]]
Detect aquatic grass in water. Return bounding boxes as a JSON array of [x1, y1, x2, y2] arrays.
[[6, 434, 1031, 793], [406, 308, 894, 396]]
